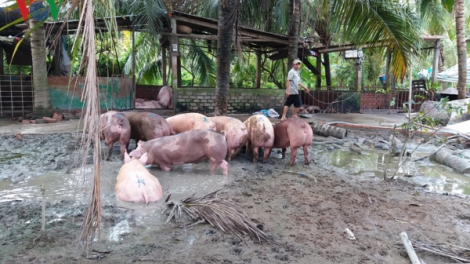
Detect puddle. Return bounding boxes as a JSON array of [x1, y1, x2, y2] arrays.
[[0, 160, 233, 243], [324, 150, 470, 195]]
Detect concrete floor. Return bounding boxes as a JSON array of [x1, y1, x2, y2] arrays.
[[0, 112, 407, 135]]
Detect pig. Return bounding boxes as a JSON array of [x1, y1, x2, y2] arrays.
[[209, 116, 248, 161], [100, 111, 131, 160], [123, 112, 175, 144], [116, 151, 163, 204], [243, 115, 274, 163], [305, 105, 321, 113], [128, 129, 228, 175], [272, 117, 313, 166], [157, 86, 173, 108], [166, 113, 216, 134]]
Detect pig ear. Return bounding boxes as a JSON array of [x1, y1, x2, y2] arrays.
[[124, 151, 131, 163], [139, 152, 148, 164]]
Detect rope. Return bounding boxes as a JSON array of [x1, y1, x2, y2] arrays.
[[304, 91, 359, 105]]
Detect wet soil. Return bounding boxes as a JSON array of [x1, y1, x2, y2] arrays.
[[1, 128, 470, 264]]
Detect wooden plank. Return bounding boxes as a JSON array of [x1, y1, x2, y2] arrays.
[[173, 15, 288, 45]]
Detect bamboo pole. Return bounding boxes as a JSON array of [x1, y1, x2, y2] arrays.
[[400, 232, 421, 264]]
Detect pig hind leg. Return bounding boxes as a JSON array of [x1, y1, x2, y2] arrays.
[[282, 148, 287, 159], [106, 141, 114, 160], [289, 146, 298, 166], [252, 146, 259, 163], [303, 145, 310, 165], [209, 158, 228, 175], [263, 147, 272, 163], [219, 160, 228, 175]]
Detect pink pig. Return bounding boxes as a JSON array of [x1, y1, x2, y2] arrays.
[[128, 129, 228, 175], [209, 116, 248, 161], [243, 115, 274, 163], [272, 117, 313, 165], [116, 152, 164, 204], [166, 113, 216, 133]]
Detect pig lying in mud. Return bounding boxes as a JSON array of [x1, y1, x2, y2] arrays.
[[166, 113, 216, 133], [115, 152, 163, 204], [299, 105, 321, 114], [128, 129, 228, 175], [209, 116, 248, 161], [100, 111, 131, 160], [123, 112, 175, 143], [272, 117, 313, 165], [243, 115, 274, 163]]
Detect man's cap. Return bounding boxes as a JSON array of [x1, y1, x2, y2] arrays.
[[293, 59, 302, 65]]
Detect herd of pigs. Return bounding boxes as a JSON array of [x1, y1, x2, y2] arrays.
[[100, 111, 313, 204]]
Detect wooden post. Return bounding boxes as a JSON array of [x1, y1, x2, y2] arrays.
[[53, 37, 61, 76], [431, 39, 440, 84], [356, 58, 362, 91], [177, 55, 182, 88], [170, 18, 178, 89], [256, 51, 261, 88], [316, 54, 321, 89], [0, 45, 4, 75], [162, 44, 167, 85]]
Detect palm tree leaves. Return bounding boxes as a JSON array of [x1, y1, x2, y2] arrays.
[[128, 0, 169, 37], [329, 0, 422, 79], [165, 189, 279, 244], [182, 39, 216, 86]]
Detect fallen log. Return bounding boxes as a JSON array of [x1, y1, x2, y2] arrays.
[[311, 123, 347, 139], [431, 149, 470, 174]]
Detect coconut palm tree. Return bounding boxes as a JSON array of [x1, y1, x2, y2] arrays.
[[454, 0, 466, 99], [214, 0, 239, 115], [29, 18, 51, 111], [287, 0, 300, 66]]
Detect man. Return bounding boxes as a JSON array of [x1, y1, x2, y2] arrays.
[[281, 59, 309, 121]]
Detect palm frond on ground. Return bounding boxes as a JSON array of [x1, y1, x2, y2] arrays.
[[165, 189, 279, 245]]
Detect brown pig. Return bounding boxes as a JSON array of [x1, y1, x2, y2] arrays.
[[272, 117, 313, 166], [243, 115, 274, 163], [209, 116, 248, 161], [100, 111, 131, 160], [128, 129, 228, 175], [116, 151, 163, 204], [123, 112, 175, 144], [166, 113, 216, 134]]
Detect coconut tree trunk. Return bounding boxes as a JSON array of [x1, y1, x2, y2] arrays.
[[455, 0, 466, 99], [29, 19, 51, 110], [287, 0, 300, 67], [215, 0, 237, 115]]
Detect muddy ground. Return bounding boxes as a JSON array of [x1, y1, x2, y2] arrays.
[[1, 126, 470, 264]]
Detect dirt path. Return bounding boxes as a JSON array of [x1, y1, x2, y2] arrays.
[[1, 129, 470, 264]]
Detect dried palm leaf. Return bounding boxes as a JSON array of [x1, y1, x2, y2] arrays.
[[165, 189, 279, 245], [74, 0, 103, 256]]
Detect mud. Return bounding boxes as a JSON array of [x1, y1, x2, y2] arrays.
[[1, 127, 470, 264]]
